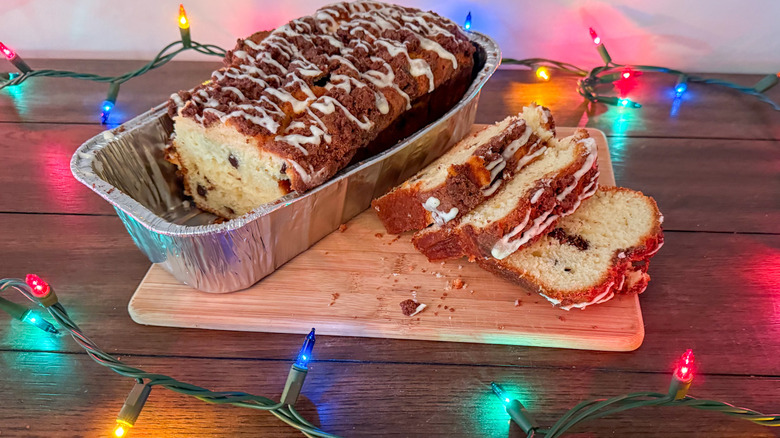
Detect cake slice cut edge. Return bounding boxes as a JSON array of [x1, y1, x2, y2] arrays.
[[478, 186, 664, 310], [371, 104, 556, 234], [412, 128, 599, 262]]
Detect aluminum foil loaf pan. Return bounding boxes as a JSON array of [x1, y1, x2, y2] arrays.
[[71, 32, 500, 293]]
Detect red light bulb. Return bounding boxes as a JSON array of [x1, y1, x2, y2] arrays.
[[675, 349, 695, 381], [622, 70, 631, 79], [25, 274, 50, 298], [589, 28, 601, 45], [0, 42, 16, 60]]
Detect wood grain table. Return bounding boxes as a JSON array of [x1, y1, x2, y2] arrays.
[[1, 59, 779, 437]]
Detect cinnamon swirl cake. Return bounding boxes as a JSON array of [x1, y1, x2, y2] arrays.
[[167, 1, 477, 218]]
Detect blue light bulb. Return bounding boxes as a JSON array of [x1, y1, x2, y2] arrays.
[[293, 328, 316, 369], [618, 98, 629, 107], [464, 12, 472, 30], [675, 83, 687, 94], [101, 100, 115, 123]]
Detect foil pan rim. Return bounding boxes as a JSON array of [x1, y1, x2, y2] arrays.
[[71, 31, 501, 237]]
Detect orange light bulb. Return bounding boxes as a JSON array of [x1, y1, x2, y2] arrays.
[[113, 424, 128, 437], [178, 4, 189, 29], [536, 67, 550, 81]]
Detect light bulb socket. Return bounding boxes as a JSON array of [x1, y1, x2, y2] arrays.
[[754, 73, 779, 93], [668, 375, 692, 400], [10, 56, 31, 73], [506, 399, 537, 434], [596, 44, 612, 65], [180, 27, 192, 48], [117, 382, 152, 429], [280, 365, 308, 406]]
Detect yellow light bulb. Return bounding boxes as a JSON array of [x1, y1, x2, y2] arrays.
[[536, 67, 550, 81], [178, 4, 189, 29], [113, 424, 129, 437]]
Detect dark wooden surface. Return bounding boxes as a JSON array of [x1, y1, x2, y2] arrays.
[[1, 58, 778, 437]]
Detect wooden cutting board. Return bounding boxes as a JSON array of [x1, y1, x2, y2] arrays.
[[130, 127, 645, 351]]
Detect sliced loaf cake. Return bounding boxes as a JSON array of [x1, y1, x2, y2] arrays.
[[372, 104, 555, 234], [412, 129, 599, 261], [478, 186, 664, 310]]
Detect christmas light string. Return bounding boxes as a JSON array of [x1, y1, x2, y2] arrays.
[[2, 7, 778, 125], [0, 4, 225, 123], [2, 274, 779, 436], [475, 17, 780, 111]]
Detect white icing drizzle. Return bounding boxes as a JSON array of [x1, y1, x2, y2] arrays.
[[311, 97, 374, 130], [422, 197, 459, 225], [559, 283, 616, 311], [490, 169, 599, 260], [175, 0, 465, 185], [485, 158, 504, 171], [514, 142, 546, 171], [557, 138, 598, 201], [530, 188, 545, 204], [481, 179, 503, 197], [501, 127, 532, 160]]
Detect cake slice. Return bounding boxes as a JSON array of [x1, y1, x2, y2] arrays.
[[412, 129, 599, 261], [478, 186, 664, 310], [372, 104, 555, 234]]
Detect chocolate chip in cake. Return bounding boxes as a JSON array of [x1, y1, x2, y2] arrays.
[[228, 154, 239, 168], [280, 162, 287, 173], [313, 73, 331, 87], [197, 184, 207, 197], [549, 227, 590, 251]]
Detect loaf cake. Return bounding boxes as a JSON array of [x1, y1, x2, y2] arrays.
[[166, 1, 477, 218], [412, 129, 599, 261], [372, 104, 555, 234], [479, 186, 664, 310]]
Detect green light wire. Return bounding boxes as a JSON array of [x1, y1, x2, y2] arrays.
[[530, 390, 779, 437], [0, 39, 225, 91], [0, 278, 341, 438], [504, 57, 780, 111]]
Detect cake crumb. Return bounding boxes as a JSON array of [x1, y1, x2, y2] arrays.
[[328, 293, 340, 306], [400, 299, 418, 316], [444, 306, 449, 310], [449, 307, 455, 312], [387, 235, 401, 245], [470, 290, 475, 294], [435, 273, 443, 278], [434, 312, 439, 316], [468, 255, 476, 262], [421, 268, 427, 273], [592, 325, 599, 329], [558, 315, 567, 322], [375, 233, 384, 238], [514, 299, 522, 307], [401, 300, 428, 317], [498, 325, 505, 330], [452, 279, 464, 289], [442, 292, 448, 297], [338, 224, 347, 232], [458, 265, 463, 270]]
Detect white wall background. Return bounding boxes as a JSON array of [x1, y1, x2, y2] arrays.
[[1, 0, 778, 73]]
